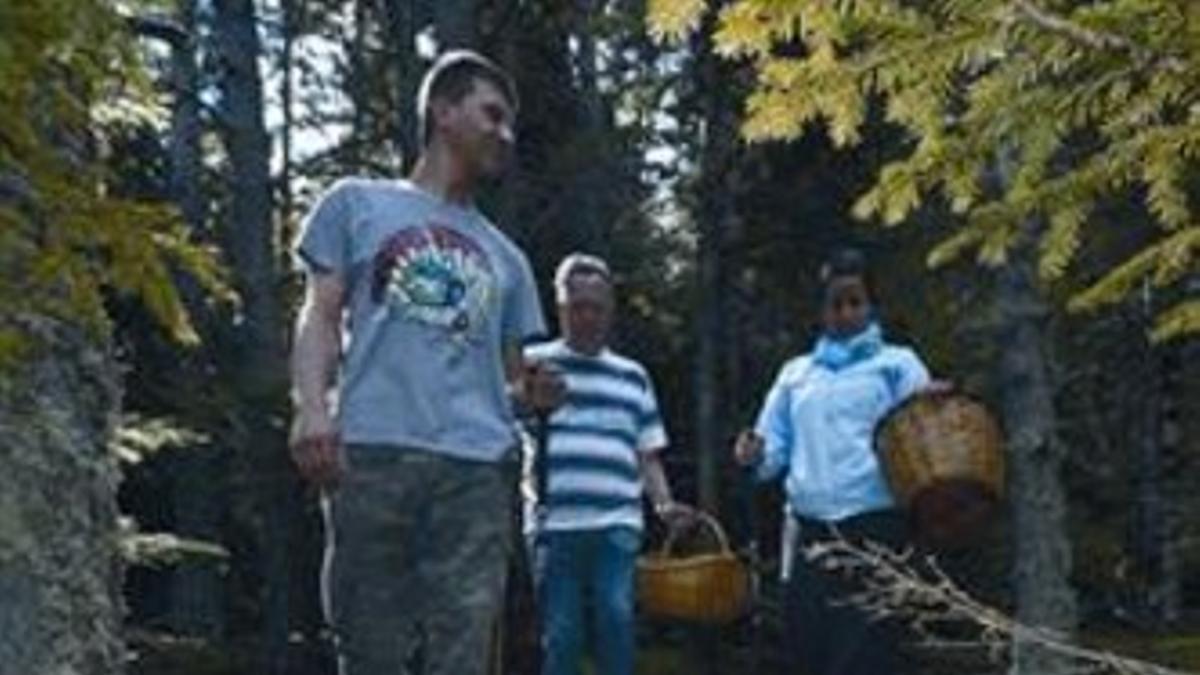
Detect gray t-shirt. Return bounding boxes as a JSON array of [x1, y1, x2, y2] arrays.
[[295, 178, 546, 462]]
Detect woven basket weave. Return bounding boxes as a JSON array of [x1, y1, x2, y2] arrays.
[[875, 390, 1005, 548], [636, 512, 750, 623]]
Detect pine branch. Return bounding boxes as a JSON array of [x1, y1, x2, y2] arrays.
[[1008, 0, 1187, 74]]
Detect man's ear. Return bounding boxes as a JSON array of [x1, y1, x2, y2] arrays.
[[428, 97, 453, 136]]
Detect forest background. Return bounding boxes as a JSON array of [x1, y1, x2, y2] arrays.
[[0, 1, 1197, 673]]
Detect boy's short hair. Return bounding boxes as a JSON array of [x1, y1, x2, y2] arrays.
[[416, 50, 518, 147]]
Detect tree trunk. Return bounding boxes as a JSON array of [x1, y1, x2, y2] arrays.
[[1153, 347, 1183, 625], [1175, 281, 1200, 623], [692, 31, 741, 515], [695, 213, 722, 515], [212, 0, 283, 384], [347, 0, 370, 169], [212, 1, 294, 671], [686, 35, 747, 675], [169, 0, 205, 238], [0, 318, 125, 675], [166, 0, 228, 640], [1131, 298, 1183, 626], [995, 230, 1077, 675], [280, 0, 298, 228], [381, 0, 422, 169], [568, 0, 610, 256]]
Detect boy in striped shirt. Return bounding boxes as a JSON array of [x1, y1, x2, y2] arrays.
[[525, 253, 693, 675]]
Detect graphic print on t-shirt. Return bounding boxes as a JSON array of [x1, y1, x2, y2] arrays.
[[371, 224, 495, 341]]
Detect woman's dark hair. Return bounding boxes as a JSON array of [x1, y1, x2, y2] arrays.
[[818, 247, 873, 301]]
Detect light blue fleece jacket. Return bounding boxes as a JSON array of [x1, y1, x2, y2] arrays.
[[752, 323, 930, 522]]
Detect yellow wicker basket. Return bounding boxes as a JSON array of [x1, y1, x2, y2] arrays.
[[874, 390, 1005, 548], [636, 512, 750, 623]]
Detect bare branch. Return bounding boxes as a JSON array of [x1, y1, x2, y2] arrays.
[[805, 536, 1198, 675]]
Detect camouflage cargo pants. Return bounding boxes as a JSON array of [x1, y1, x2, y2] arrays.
[[322, 444, 516, 675]]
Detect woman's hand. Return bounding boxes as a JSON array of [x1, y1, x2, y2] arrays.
[[733, 429, 764, 467], [921, 379, 955, 395]]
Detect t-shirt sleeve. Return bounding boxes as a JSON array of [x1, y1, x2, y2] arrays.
[[293, 180, 355, 276], [503, 251, 547, 343], [637, 372, 668, 453]]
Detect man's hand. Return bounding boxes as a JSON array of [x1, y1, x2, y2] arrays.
[[524, 360, 566, 414], [733, 428, 764, 467], [290, 271, 345, 489], [655, 500, 698, 530], [290, 408, 344, 489]]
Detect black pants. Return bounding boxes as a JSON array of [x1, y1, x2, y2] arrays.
[[783, 510, 907, 675]]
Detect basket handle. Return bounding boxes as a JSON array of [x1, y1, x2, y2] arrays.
[[660, 510, 731, 557]]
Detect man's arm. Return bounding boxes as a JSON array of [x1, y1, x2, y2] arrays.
[[639, 450, 673, 510], [290, 273, 345, 487], [634, 370, 693, 526], [640, 450, 694, 526]]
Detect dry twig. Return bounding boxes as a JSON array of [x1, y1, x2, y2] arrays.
[[803, 536, 1196, 675]]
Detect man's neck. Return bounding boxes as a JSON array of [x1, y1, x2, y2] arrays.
[[564, 337, 604, 357], [409, 143, 475, 204]]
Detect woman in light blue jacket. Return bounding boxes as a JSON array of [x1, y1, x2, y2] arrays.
[[735, 248, 934, 675]]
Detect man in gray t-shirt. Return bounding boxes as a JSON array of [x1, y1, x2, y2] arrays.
[[296, 176, 543, 460], [290, 51, 562, 675]]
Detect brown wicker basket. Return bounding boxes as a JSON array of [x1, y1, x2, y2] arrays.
[[874, 390, 1005, 548], [636, 512, 750, 623]]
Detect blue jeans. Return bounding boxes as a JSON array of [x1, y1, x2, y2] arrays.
[[535, 526, 640, 675]]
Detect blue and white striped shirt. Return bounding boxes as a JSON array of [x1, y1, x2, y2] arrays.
[[523, 339, 668, 533]]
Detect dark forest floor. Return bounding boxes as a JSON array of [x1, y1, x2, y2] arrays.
[[128, 620, 1200, 675]]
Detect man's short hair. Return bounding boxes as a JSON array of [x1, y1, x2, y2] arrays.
[[416, 50, 518, 147], [554, 253, 612, 303]]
